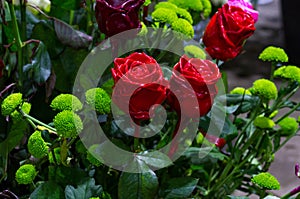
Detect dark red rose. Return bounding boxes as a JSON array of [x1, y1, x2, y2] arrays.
[[95, 0, 145, 37], [112, 52, 168, 121], [202, 4, 256, 61], [168, 55, 221, 118]]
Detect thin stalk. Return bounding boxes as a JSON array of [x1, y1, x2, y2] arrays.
[[276, 102, 300, 124], [21, 111, 57, 132]]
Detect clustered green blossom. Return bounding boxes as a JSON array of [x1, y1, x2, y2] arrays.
[[251, 172, 280, 190], [1, 93, 23, 116], [50, 94, 83, 112], [15, 164, 37, 185], [53, 110, 83, 138], [49, 147, 61, 164], [278, 117, 298, 136], [85, 88, 111, 115], [259, 46, 288, 63], [152, 8, 178, 25], [28, 131, 49, 158], [175, 8, 193, 24], [168, 0, 211, 18], [230, 87, 252, 95], [143, 0, 151, 6], [10, 102, 31, 122], [172, 18, 194, 39], [250, 79, 277, 100], [184, 45, 206, 59], [253, 116, 275, 129], [87, 144, 102, 167], [274, 65, 300, 83]]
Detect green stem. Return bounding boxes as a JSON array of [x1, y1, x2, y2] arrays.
[[21, 111, 57, 132], [276, 102, 300, 124], [270, 62, 276, 81], [69, 10, 75, 25], [8, 2, 24, 87]]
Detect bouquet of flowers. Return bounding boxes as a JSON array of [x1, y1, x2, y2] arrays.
[[0, 0, 299, 198]]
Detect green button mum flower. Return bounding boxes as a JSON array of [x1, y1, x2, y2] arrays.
[[252, 172, 280, 190], [10, 102, 31, 122], [50, 94, 83, 112], [278, 117, 298, 136], [28, 131, 49, 158], [250, 79, 277, 100], [1, 93, 23, 116], [87, 144, 102, 167], [259, 46, 288, 63], [253, 116, 275, 129], [230, 87, 252, 95], [184, 45, 206, 59], [152, 8, 178, 25], [172, 18, 194, 39], [274, 65, 300, 84], [15, 164, 37, 185], [85, 88, 111, 115], [53, 110, 83, 138], [169, 0, 203, 12], [155, 2, 178, 10]]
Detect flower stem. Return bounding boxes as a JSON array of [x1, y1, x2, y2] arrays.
[[21, 111, 57, 132], [281, 185, 300, 199]]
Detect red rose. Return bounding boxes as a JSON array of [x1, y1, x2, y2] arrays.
[[203, 4, 256, 61], [95, 0, 145, 37], [168, 55, 221, 118], [112, 52, 168, 121]]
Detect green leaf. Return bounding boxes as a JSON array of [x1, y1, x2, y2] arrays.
[[48, 166, 88, 187], [30, 181, 64, 199], [118, 170, 159, 199], [65, 178, 102, 199], [159, 177, 199, 199], [136, 151, 173, 169], [0, 2, 11, 23], [51, 0, 82, 10], [23, 41, 51, 84], [183, 147, 226, 164], [31, 20, 64, 58], [53, 18, 92, 49]]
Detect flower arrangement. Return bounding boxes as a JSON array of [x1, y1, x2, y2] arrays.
[[0, 0, 299, 198]]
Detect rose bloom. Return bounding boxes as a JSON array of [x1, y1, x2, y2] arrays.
[[227, 0, 259, 22], [95, 0, 145, 37], [167, 55, 221, 118], [112, 52, 168, 121], [203, 4, 256, 61]]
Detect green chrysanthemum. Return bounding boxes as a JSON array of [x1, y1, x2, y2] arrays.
[[252, 172, 280, 190], [155, 2, 178, 10], [28, 131, 49, 158], [278, 117, 298, 136], [230, 87, 252, 95], [184, 45, 206, 59], [172, 18, 194, 39], [201, 0, 212, 18], [151, 8, 178, 24], [15, 164, 37, 185], [169, 0, 203, 11], [87, 144, 102, 167], [53, 110, 83, 138], [253, 117, 275, 129], [250, 79, 277, 100], [50, 94, 83, 112], [85, 88, 111, 115], [1, 93, 23, 116], [10, 102, 31, 122], [175, 8, 193, 24], [274, 65, 300, 83], [259, 46, 288, 63], [49, 147, 61, 164]]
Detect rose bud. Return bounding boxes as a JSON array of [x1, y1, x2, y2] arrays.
[[95, 0, 145, 37]]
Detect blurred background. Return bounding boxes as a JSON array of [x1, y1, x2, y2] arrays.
[[222, 0, 300, 197]]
